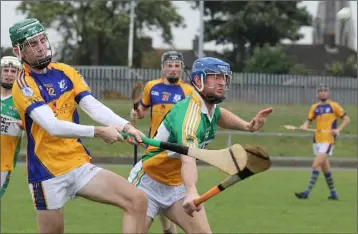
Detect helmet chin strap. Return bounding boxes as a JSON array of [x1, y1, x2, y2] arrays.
[[1, 82, 13, 89], [199, 86, 226, 104], [22, 56, 51, 70], [200, 92, 225, 104], [166, 76, 179, 84]]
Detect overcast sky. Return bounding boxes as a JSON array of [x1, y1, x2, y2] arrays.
[[1, 1, 357, 51]]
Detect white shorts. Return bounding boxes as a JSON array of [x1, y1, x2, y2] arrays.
[[128, 161, 186, 219], [313, 143, 334, 156], [28, 163, 102, 210], [1, 171, 10, 189]]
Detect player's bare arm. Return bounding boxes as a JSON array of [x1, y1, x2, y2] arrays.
[[300, 120, 312, 131], [300, 102, 319, 131], [217, 107, 251, 131], [181, 155, 202, 216], [218, 107, 273, 132], [332, 114, 350, 136]]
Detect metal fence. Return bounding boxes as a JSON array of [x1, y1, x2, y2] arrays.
[[74, 66, 358, 105]]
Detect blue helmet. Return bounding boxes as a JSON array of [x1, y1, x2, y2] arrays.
[[190, 57, 232, 104]]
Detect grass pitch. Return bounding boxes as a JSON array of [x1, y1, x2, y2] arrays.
[[1, 165, 356, 233]]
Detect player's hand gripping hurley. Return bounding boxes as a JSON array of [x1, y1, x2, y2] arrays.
[[131, 82, 144, 112]]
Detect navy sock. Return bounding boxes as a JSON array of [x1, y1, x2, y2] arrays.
[[304, 170, 320, 195], [324, 172, 337, 197]]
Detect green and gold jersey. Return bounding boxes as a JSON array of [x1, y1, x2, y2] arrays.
[[141, 91, 221, 185], [1, 95, 23, 171]]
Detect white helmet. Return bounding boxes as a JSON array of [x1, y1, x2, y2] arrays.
[[1, 56, 22, 89], [1, 56, 22, 69]]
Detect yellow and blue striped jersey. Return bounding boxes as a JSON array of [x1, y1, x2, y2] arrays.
[[308, 100, 346, 144], [140, 78, 194, 138], [12, 62, 92, 183]]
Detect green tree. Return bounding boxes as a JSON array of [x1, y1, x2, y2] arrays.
[[1, 47, 14, 57], [16, 1, 184, 66], [325, 55, 357, 78], [141, 49, 162, 69], [244, 44, 294, 74], [288, 63, 316, 75], [192, 1, 311, 71]]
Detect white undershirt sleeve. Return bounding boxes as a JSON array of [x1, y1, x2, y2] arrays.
[[30, 105, 95, 138], [78, 95, 130, 131]]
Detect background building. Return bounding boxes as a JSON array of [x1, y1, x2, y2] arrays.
[[313, 1, 356, 50]]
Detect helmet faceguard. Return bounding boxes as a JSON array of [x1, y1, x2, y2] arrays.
[[1, 56, 22, 89], [161, 51, 184, 84], [316, 83, 330, 92], [9, 18, 52, 70], [316, 83, 330, 101], [190, 57, 232, 104]]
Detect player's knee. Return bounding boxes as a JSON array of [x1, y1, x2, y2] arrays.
[[36, 212, 64, 234], [128, 190, 148, 213], [312, 162, 321, 170], [313, 154, 326, 167]]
